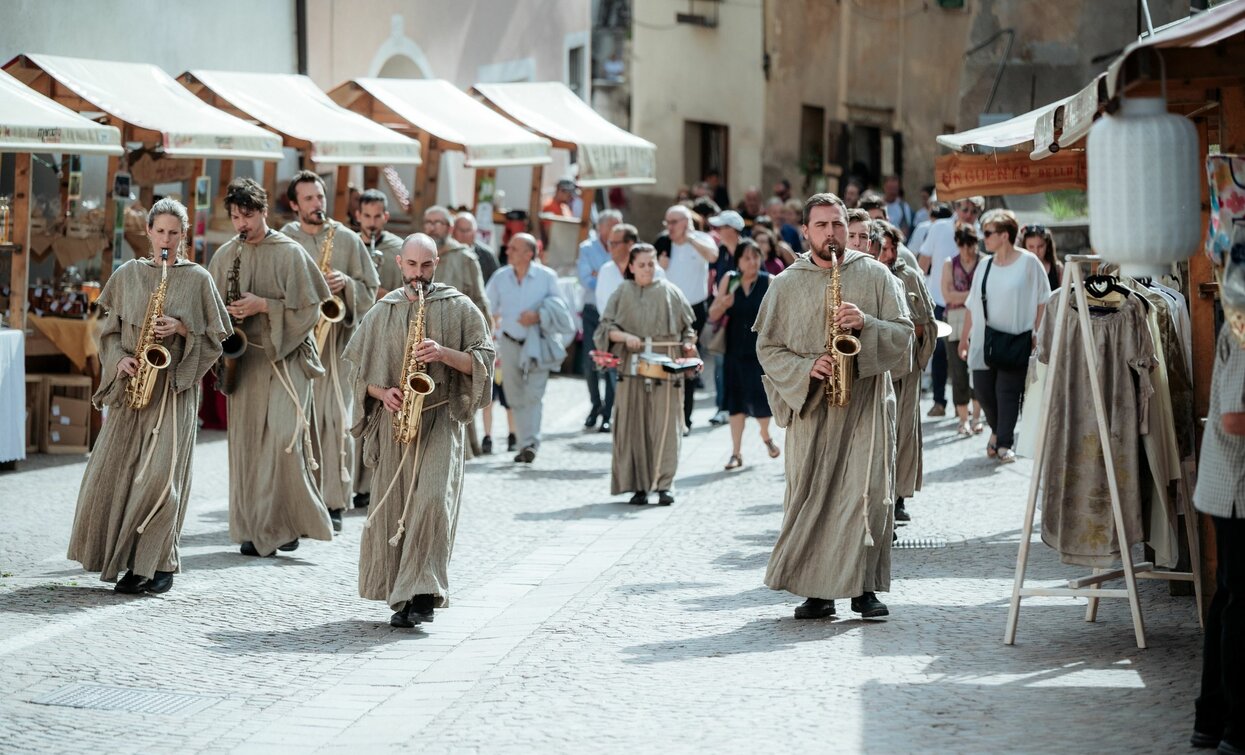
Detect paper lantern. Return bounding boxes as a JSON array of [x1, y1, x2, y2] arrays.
[[1087, 96, 1201, 278]]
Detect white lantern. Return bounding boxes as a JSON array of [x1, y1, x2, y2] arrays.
[[1087, 96, 1201, 278]]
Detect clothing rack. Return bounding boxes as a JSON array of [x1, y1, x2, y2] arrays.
[[1004, 255, 1203, 649]]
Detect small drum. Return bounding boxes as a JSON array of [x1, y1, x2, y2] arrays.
[[634, 353, 703, 380]]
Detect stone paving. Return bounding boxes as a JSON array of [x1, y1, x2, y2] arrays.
[[0, 376, 1204, 753]]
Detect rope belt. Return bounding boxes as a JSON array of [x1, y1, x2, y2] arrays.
[[364, 398, 449, 547], [136, 376, 179, 535], [271, 358, 319, 472], [327, 326, 352, 485]]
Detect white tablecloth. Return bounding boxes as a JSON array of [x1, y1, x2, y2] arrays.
[[0, 329, 26, 462]]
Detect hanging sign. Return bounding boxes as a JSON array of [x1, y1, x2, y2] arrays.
[[935, 149, 1087, 200]]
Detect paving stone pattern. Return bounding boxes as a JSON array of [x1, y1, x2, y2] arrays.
[[0, 377, 1203, 753]]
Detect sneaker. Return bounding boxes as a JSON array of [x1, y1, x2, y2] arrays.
[[926, 403, 947, 418], [481, 435, 493, 455], [709, 410, 729, 426], [514, 446, 536, 463]]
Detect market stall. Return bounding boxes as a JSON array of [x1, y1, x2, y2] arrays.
[[472, 81, 655, 268], [328, 76, 552, 239], [178, 70, 423, 224], [934, 0, 1245, 639]]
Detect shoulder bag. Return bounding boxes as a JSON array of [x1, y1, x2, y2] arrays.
[[980, 258, 1033, 371]]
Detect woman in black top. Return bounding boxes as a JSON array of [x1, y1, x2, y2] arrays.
[[1023, 224, 1062, 292], [708, 240, 776, 470]]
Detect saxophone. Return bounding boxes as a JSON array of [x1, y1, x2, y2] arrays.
[[125, 249, 173, 410], [218, 248, 248, 395], [312, 211, 346, 354], [393, 282, 436, 444], [824, 253, 862, 408]]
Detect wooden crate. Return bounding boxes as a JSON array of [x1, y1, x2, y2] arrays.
[[24, 373, 46, 453], [41, 374, 92, 455]]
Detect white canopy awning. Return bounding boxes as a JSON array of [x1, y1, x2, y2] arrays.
[[330, 78, 549, 168], [3, 54, 283, 161], [936, 99, 1069, 155], [0, 69, 121, 155], [473, 82, 656, 187], [181, 71, 422, 166]]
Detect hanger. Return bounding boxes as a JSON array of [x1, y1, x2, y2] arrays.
[[1082, 272, 1129, 310]]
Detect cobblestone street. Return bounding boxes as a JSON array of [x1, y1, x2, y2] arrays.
[[0, 377, 1204, 753]]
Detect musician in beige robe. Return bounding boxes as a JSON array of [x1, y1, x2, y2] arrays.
[[873, 220, 937, 521], [593, 245, 696, 505], [208, 178, 334, 557], [68, 199, 229, 594], [343, 233, 494, 628], [757, 194, 913, 621], [282, 171, 380, 531]]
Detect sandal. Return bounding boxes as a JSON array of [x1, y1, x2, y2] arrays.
[[997, 447, 1016, 464], [972, 419, 984, 435], [725, 454, 743, 470], [763, 438, 780, 459], [986, 441, 998, 459], [956, 421, 972, 437]]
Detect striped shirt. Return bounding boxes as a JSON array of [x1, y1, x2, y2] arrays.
[[1194, 327, 1245, 518]]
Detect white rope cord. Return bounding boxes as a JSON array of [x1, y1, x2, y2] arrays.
[[363, 398, 448, 547], [648, 344, 676, 493], [272, 359, 319, 472], [859, 377, 889, 548], [137, 378, 179, 535], [327, 327, 352, 484], [134, 375, 172, 482]]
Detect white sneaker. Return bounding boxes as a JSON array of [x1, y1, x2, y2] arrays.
[[709, 410, 729, 426]]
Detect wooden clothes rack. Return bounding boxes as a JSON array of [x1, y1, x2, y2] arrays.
[[1004, 254, 1203, 649]]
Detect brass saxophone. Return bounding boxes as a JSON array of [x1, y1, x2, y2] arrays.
[[125, 249, 173, 410], [218, 247, 248, 395], [312, 211, 345, 354], [393, 282, 436, 444], [824, 254, 861, 408]]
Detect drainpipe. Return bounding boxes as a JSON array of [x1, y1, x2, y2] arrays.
[[296, 0, 308, 75]]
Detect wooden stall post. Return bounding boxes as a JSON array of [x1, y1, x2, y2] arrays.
[[8, 152, 32, 331], [363, 165, 379, 192], [529, 165, 544, 232], [577, 187, 596, 244], [99, 152, 121, 289], [185, 158, 208, 264], [412, 133, 432, 217], [263, 160, 278, 207], [333, 164, 350, 222]]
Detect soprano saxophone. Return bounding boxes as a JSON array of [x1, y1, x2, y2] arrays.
[[393, 282, 436, 444], [824, 253, 861, 408], [218, 239, 248, 395], [312, 211, 345, 354], [125, 249, 173, 410]]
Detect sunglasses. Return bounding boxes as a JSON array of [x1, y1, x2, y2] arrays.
[[1023, 224, 1048, 236], [983, 229, 1005, 237]]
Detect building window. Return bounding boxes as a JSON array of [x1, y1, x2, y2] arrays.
[[567, 45, 585, 99], [684, 120, 729, 190], [800, 105, 826, 182]]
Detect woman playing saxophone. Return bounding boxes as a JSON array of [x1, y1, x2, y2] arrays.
[[66, 199, 231, 595]]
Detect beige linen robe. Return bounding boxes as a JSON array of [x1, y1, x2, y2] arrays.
[[757, 252, 913, 600], [208, 231, 334, 555], [68, 257, 229, 581], [343, 284, 494, 610], [593, 279, 696, 495], [892, 256, 937, 498], [282, 220, 380, 511], [369, 229, 406, 296], [435, 239, 491, 322]]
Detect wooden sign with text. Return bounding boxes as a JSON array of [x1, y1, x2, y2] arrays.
[[936, 150, 1087, 200]]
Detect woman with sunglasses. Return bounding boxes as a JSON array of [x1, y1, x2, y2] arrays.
[[1022, 224, 1062, 291]]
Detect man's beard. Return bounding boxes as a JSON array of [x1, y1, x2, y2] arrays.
[[404, 275, 431, 291], [427, 230, 447, 246], [361, 225, 382, 242], [812, 236, 843, 262], [301, 209, 326, 226]]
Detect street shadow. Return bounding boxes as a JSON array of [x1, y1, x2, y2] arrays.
[[569, 439, 613, 453], [512, 467, 607, 481], [734, 531, 779, 548], [712, 548, 771, 571], [206, 619, 422, 654], [678, 585, 790, 612], [622, 617, 855, 664], [178, 550, 316, 572], [675, 469, 732, 489], [739, 503, 783, 517], [197, 509, 231, 523], [514, 502, 644, 522], [621, 581, 723, 594], [0, 584, 141, 615], [920, 461, 1012, 485], [177, 529, 233, 548]]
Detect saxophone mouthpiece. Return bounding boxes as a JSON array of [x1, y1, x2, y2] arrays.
[[238, 229, 248, 242], [160, 248, 169, 263], [312, 210, 327, 222]]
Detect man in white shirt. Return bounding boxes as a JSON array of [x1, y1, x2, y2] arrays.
[[883, 174, 914, 236], [661, 204, 719, 432], [919, 195, 983, 417], [485, 233, 565, 464], [597, 223, 665, 314]]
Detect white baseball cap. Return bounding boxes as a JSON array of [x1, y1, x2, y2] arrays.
[[709, 210, 745, 231]]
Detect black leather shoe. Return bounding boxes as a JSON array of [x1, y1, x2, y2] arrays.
[[1191, 731, 1221, 749], [240, 541, 265, 557], [114, 570, 148, 594], [409, 594, 436, 623], [851, 592, 889, 619], [584, 410, 600, 428], [507, 433, 517, 452], [629, 491, 648, 505], [599, 420, 611, 433], [657, 490, 674, 506], [894, 500, 911, 522], [329, 509, 343, 533], [390, 603, 420, 628], [144, 571, 174, 594], [353, 492, 370, 510], [1217, 739, 1245, 755], [514, 446, 536, 463], [794, 598, 836, 619], [481, 435, 493, 455], [277, 539, 300, 552]]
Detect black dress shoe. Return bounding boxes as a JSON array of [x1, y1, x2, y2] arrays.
[[1217, 739, 1245, 755], [277, 539, 300, 552], [657, 490, 674, 506], [507, 433, 517, 452], [514, 446, 536, 463], [390, 603, 420, 628], [794, 598, 836, 619], [1191, 731, 1221, 749], [629, 491, 648, 505], [599, 420, 611, 433], [352, 492, 370, 510], [584, 409, 600, 428], [329, 509, 343, 533], [114, 570, 148, 594], [894, 500, 911, 522], [481, 435, 493, 454], [240, 541, 266, 557], [409, 594, 436, 623], [851, 592, 889, 619], [144, 571, 174, 594]]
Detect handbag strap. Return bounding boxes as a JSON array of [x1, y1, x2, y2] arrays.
[[980, 257, 994, 325]]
